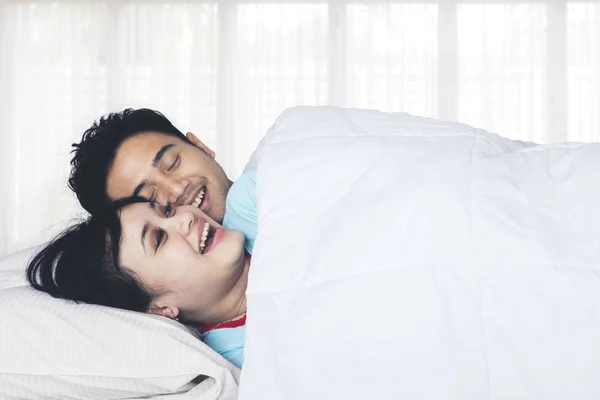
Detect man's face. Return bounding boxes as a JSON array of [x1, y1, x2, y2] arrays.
[[107, 132, 232, 223]]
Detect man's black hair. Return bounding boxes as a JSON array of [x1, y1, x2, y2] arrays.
[[69, 108, 191, 215]]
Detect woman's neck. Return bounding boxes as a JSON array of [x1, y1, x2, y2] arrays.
[[228, 253, 251, 320], [226, 295, 247, 323], [188, 252, 251, 325], [224, 253, 251, 322]]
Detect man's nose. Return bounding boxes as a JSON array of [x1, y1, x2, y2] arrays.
[[160, 178, 186, 204]]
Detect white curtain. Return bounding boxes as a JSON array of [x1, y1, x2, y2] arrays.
[[0, 0, 598, 256]]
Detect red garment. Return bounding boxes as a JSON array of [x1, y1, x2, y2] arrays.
[[200, 314, 247, 334]]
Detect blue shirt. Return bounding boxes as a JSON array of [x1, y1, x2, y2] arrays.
[[223, 166, 258, 254], [201, 167, 258, 368], [201, 325, 246, 369]]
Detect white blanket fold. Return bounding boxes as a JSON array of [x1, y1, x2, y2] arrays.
[[240, 107, 600, 400]]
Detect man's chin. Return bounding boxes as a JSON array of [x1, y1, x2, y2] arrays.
[[212, 208, 227, 225]]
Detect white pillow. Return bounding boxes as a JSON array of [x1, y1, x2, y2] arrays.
[[0, 245, 43, 289], [0, 247, 240, 400]]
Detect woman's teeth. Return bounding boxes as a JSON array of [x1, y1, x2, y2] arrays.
[[192, 187, 206, 208], [200, 222, 210, 253]]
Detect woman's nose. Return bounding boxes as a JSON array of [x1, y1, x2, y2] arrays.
[[165, 179, 186, 200], [167, 210, 195, 236]]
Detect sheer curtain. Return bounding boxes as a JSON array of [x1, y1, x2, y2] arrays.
[[0, 0, 598, 256]]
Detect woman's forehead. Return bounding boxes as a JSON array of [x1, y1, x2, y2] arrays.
[[118, 205, 154, 264], [119, 204, 155, 246], [120, 202, 156, 221]]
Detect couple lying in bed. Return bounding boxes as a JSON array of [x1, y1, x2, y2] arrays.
[[27, 109, 258, 368]]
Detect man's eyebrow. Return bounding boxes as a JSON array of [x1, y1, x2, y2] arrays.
[[141, 222, 150, 253], [152, 144, 175, 167], [131, 143, 175, 197]]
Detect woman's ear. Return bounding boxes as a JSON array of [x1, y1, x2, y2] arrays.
[[148, 304, 180, 321], [186, 132, 216, 159]]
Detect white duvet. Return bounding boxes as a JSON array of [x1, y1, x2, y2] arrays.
[[240, 107, 600, 400]]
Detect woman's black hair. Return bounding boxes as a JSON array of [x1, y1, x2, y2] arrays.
[[26, 197, 153, 312]]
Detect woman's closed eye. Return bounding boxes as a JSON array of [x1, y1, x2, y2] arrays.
[[155, 228, 167, 251]]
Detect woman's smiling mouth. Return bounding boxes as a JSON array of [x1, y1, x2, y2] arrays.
[[199, 220, 212, 254], [204, 227, 223, 253], [198, 219, 222, 255]]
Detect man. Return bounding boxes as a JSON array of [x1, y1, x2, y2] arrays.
[[70, 108, 231, 222], [69, 108, 257, 252]]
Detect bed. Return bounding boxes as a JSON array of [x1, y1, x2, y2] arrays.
[[2, 106, 600, 399]]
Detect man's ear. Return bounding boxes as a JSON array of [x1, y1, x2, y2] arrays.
[[186, 132, 216, 159], [148, 304, 180, 321]]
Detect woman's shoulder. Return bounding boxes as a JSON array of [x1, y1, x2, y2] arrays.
[[201, 325, 246, 368], [200, 314, 246, 347]]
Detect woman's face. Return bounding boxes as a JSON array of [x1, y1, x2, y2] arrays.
[[118, 203, 248, 324]]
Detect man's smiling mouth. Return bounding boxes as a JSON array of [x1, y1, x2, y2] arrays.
[[191, 186, 206, 209]]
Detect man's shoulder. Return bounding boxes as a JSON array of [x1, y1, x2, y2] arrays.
[[226, 166, 257, 209]]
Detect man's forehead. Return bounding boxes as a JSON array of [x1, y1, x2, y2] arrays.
[[107, 140, 156, 198], [114, 133, 179, 175], [108, 131, 185, 198], [120, 131, 181, 152]]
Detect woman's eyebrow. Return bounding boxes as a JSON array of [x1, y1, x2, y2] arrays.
[[140, 222, 150, 253]]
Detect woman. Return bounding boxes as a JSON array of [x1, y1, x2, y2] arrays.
[[27, 199, 250, 368]]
